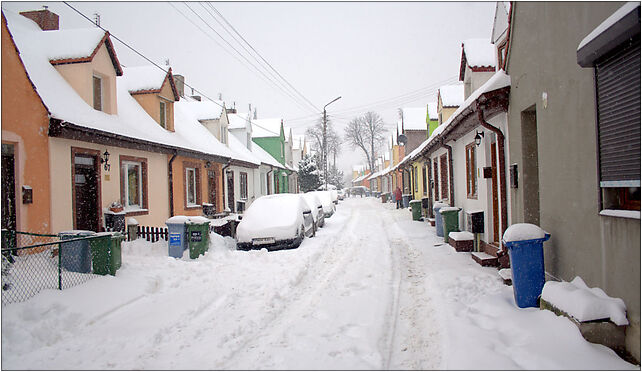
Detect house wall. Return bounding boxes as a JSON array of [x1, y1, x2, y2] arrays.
[[1, 17, 51, 233], [132, 90, 175, 132], [430, 147, 450, 205], [428, 119, 439, 137], [48, 137, 171, 232], [439, 107, 459, 125], [253, 137, 284, 165], [227, 165, 257, 212], [170, 155, 222, 217], [54, 43, 117, 115], [464, 64, 496, 98], [405, 130, 426, 153], [507, 1, 639, 360]]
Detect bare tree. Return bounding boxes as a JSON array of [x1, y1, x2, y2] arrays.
[[344, 111, 387, 172], [305, 117, 340, 173]]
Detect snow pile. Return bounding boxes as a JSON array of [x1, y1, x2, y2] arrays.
[[236, 194, 306, 242], [438, 84, 465, 107], [463, 38, 497, 68], [578, 2, 640, 51], [541, 276, 628, 326], [503, 223, 547, 242], [402, 107, 428, 130], [439, 206, 460, 213]]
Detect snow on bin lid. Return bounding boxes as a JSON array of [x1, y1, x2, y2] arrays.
[[541, 276, 628, 326], [433, 202, 449, 209], [127, 217, 139, 226], [186, 216, 210, 224], [502, 223, 547, 242], [166, 216, 191, 224], [439, 207, 460, 213]]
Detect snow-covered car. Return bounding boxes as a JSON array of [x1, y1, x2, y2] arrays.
[[337, 189, 345, 200], [236, 194, 314, 251], [330, 189, 339, 204], [313, 191, 336, 218], [302, 192, 325, 230]]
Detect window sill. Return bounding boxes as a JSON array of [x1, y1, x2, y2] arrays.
[[185, 205, 202, 210], [125, 208, 149, 217], [599, 209, 641, 220]]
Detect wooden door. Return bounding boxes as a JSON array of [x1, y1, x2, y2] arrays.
[[73, 151, 100, 232], [433, 158, 439, 201], [207, 170, 217, 209], [226, 171, 235, 212], [491, 142, 499, 244], [2, 144, 16, 232], [440, 154, 448, 202]]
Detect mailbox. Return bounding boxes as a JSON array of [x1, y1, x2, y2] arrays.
[[466, 210, 484, 234]]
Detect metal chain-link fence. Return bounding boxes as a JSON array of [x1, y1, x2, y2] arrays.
[[2, 231, 100, 305]]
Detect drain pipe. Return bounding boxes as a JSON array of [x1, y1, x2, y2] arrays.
[[267, 165, 274, 194], [221, 159, 233, 212], [441, 139, 455, 207], [168, 152, 177, 217], [478, 110, 508, 247]]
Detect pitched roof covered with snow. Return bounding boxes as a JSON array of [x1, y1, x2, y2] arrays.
[[460, 39, 496, 81], [438, 84, 465, 108], [227, 133, 260, 166], [427, 102, 438, 121], [4, 10, 232, 161], [250, 140, 284, 168], [402, 107, 427, 131], [228, 112, 251, 130], [177, 99, 225, 121], [252, 118, 282, 138], [397, 71, 511, 169]]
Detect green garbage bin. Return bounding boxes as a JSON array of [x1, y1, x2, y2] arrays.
[[440, 207, 461, 244], [410, 200, 422, 221], [186, 217, 211, 259], [90, 232, 125, 276], [90, 233, 112, 275]]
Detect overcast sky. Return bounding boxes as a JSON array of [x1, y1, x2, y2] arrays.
[[2, 1, 497, 177]]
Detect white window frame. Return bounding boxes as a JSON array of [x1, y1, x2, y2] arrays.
[[186, 167, 198, 206], [123, 161, 143, 210]]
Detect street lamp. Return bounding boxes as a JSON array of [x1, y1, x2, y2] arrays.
[[323, 96, 341, 190]]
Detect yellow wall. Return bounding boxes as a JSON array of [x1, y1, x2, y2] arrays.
[[1, 16, 52, 233], [132, 91, 175, 132], [48, 137, 171, 232], [54, 43, 118, 115], [170, 155, 224, 217]]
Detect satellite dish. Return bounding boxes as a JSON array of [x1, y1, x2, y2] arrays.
[[397, 134, 408, 146]]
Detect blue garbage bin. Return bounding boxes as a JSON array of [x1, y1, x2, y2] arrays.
[[59, 230, 95, 273], [433, 202, 448, 237], [502, 224, 551, 308], [166, 216, 189, 258], [402, 194, 411, 208]]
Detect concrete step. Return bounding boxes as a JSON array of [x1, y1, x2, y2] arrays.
[[498, 268, 512, 285], [471, 251, 498, 267]]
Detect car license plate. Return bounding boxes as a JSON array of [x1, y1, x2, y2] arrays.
[[252, 237, 275, 245]]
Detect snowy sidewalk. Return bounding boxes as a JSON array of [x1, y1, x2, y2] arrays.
[[1, 198, 636, 370]]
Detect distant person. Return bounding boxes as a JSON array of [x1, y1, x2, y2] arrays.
[[394, 186, 402, 209]]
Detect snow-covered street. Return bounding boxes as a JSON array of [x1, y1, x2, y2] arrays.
[[1, 198, 636, 370]]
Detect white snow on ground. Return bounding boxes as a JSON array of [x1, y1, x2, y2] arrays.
[[1, 199, 636, 370]]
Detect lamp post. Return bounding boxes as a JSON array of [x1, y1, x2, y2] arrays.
[[323, 96, 341, 190]]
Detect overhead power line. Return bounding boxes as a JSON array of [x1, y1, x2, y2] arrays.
[[62, 2, 290, 137]]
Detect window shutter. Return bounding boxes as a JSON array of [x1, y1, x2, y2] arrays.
[[595, 35, 641, 185]]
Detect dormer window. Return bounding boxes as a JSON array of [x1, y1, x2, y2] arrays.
[[93, 75, 102, 111]]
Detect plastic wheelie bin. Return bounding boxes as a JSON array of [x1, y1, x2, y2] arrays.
[[89, 232, 112, 275], [186, 217, 211, 259], [402, 194, 411, 208], [59, 230, 95, 273], [166, 216, 189, 258], [502, 224, 551, 308], [440, 207, 461, 244], [410, 200, 422, 221], [381, 193, 388, 203], [433, 202, 448, 237]]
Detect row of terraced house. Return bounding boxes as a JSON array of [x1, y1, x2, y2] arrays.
[[1, 8, 309, 236], [353, 2, 640, 361]]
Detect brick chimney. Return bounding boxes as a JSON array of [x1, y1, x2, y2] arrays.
[[173, 74, 185, 98], [20, 9, 59, 31]]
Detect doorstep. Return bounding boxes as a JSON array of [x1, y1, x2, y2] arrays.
[[498, 268, 512, 285], [471, 251, 498, 267]]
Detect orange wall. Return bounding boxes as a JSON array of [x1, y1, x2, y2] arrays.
[[170, 155, 224, 216], [1, 16, 51, 233]]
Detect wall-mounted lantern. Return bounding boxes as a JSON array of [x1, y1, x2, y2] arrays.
[[474, 131, 485, 147], [205, 161, 212, 169], [101, 150, 110, 171]]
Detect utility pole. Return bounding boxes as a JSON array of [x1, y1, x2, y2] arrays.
[[323, 96, 341, 190]]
